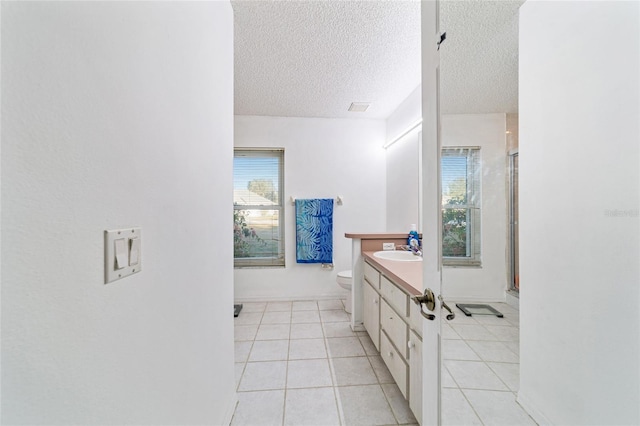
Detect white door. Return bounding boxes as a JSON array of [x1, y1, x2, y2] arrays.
[[419, 1, 445, 425]]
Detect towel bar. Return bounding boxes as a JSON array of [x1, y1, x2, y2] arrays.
[[290, 196, 343, 205]]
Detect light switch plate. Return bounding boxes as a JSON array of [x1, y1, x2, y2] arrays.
[[383, 243, 396, 251], [105, 227, 141, 284]]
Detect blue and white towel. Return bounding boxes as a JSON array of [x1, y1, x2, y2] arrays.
[[295, 198, 333, 264]]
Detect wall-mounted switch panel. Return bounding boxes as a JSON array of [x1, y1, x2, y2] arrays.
[[105, 227, 141, 284], [383, 243, 396, 251]]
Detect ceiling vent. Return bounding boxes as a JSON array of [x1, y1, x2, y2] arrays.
[[348, 102, 371, 113]]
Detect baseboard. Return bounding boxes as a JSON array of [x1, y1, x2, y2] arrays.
[[505, 290, 520, 310], [234, 294, 347, 303], [517, 391, 552, 425], [444, 296, 506, 304]]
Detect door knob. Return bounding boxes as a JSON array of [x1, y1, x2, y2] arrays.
[[438, 294, 455, 320], [412, 289, 456, 321], [413, 288, 436, 310], [412, 288, 436, 320]]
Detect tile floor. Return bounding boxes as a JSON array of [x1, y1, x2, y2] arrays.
[[441, 302, 536, 426], [233, 299, 416, 426], [232, 299, 535, 426]]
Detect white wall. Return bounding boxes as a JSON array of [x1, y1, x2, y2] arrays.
[[386, 85, 422, 142], [234, 116, 387, 301], [1, 2, 236, 424], [386, 85, 421, 232], [519, 1, 640, 424], [441, 114, 508, 302], [386, 132, 421, 232]]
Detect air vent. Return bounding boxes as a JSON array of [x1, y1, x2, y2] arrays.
[[348, 102, 370, 112]]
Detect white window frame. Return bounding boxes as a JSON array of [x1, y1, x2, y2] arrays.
[[441, 147, 481, 267], [233, 148, 285, 268]]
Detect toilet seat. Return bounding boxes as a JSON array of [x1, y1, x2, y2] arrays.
[[337, 270, 352, 287], [336, 270, 353, 314]]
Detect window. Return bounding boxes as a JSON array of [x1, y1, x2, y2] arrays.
[[441, 147, 481, 266], [233, 149, 285, 267]]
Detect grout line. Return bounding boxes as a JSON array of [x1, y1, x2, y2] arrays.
[[235, 362, 247, 393], [378, 382, 401, 425], [441, 353, 486, 425], [445, 304, 520, 425], [322, 310, 347, 426], [280, 316, 292, 426], [238, 299, 528, 425], [359, 329, 399, 425], [457, 387, 487, 425]]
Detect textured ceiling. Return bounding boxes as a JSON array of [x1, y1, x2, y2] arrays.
[[440, 0, 523, 114], [233, 0, 523, 119]]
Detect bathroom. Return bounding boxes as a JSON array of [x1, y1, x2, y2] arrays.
[[232, 1, 523, 424], [231, 1, 639, 425], [2, 1, 638, 425]]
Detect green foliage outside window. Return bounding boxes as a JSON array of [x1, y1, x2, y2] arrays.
[[233, 209, 266, 257], [442, 177, 469, 257], [441, 148, 481, 265], [442, 206, 468, 257]]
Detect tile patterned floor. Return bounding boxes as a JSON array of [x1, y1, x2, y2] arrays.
[[441, 302, 536, 426], [232, 300, 417, 426], [232, 300, 535, 426]]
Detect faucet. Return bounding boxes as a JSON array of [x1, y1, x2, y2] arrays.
[[409, 239, 422, 257]]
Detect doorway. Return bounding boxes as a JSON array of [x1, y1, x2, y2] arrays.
[[435, 0, 531, 424]]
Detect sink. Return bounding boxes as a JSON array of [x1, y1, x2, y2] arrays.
[[373, 250, 422, 262]]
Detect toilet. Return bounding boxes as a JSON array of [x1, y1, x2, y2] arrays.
[[336, 270, 352, 314]]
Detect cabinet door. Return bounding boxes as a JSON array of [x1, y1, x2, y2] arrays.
[[408, 330, 422, 423], [381, 331, 409, 399], [363, 280, 380, 350], [380, 300, 408, 359]]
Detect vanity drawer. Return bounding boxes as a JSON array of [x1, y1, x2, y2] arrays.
[[363, 280, 380, 351], [380, 331, 408, 399], [364, 262, 380, 290], [381, 275, 408, 317], [380, 300, 408, 359]]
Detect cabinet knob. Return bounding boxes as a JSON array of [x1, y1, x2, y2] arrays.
[[408, 341, 415, 349], [373, 299, 378, 304], [389, 351, 394, 358]]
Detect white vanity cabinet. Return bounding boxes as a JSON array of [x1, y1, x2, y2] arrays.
[[363, 262, 381, 350], [407, 298, 424, 420], [363, 280, 380, 350], [408, 329, 423, 421], [362, 259, 423, 423], [380, 299, 409, 398]]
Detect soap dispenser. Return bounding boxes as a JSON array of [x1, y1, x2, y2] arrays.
[[407, 224, 420, 247]]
